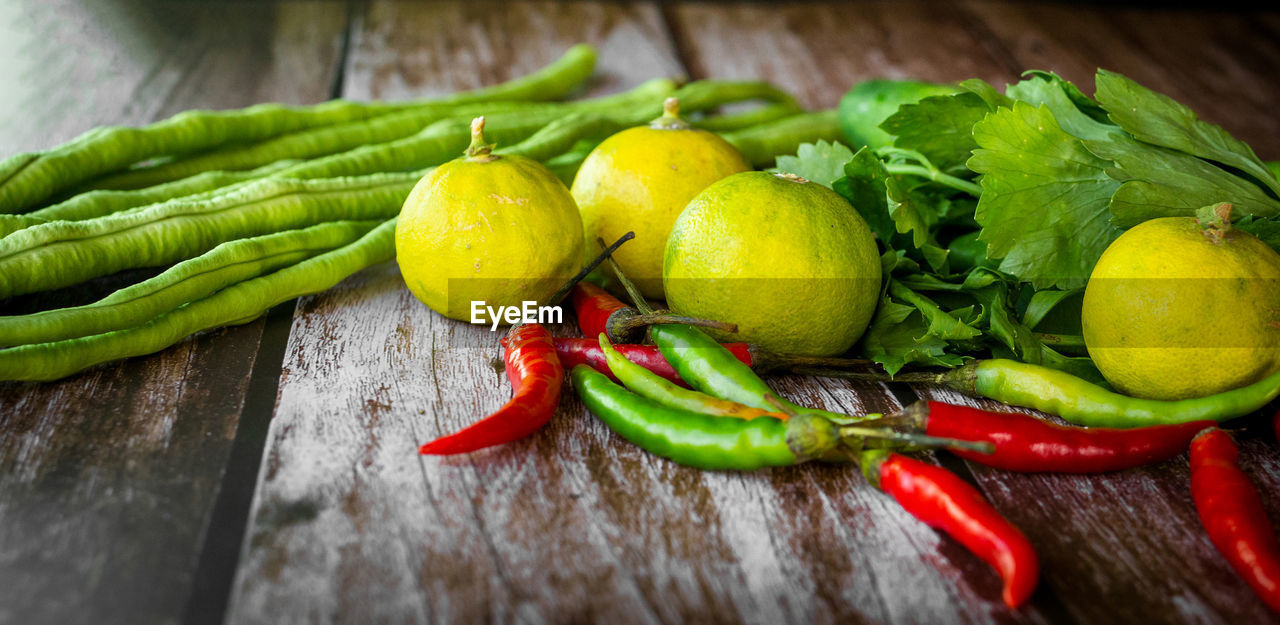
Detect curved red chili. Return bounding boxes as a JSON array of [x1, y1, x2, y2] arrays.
[[865, 450, 1039, 608], [906, 401, 1212, 473], [554, 337, 754, 384], [419, 323, 563, 455], [1190, 427, 1280, 612], [569, 282, 737, 344], [572, 283, 627, 339]]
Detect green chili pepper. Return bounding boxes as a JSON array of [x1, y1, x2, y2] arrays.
[[571, 365, 837, 470], [647, 324, 857, 424], [934, 359, 1280, 428], [0, 219, 380, 347], [0, 219, 399, 382], [598, 333, 787, 420], [598, 239, 859, 425]]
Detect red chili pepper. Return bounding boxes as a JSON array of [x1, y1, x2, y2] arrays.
[[419, 324, 563, 455], [1190, 427, 1280, 612], [572, 283, 627, 339], [554, 337, 754, 384], [569, 283, 739, 344], [864, 450, 1039, 608], [902, 401, 1212, 473]]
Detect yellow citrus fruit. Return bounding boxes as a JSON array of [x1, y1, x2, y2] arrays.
[[663, 171, 882, 357], [1082, 206, 1280, 399], [571, 98, 750, 299], [395, 118, 583, 322]]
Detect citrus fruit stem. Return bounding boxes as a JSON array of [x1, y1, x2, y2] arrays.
[[1196, 202, 1234, 243], [649, 97, 690, 130], [465, 116, 498, 161]]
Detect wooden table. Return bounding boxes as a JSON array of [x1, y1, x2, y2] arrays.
[[4, 2, 1280, 624]]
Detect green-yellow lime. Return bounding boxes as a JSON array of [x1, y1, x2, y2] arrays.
[[663, 171, 882, 357], [571, 98, 750, 299], [1082, 205, 1280, 400], [395, 117, 584, 322]]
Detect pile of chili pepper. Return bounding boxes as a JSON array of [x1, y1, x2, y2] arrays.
[[419, 236, 1280, 612]]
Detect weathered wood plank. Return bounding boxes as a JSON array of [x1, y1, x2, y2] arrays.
[[1, 0, 348, 153], [665, 1, 1017, 110], [343, 0, 685, 101], [0, 2, 349, 624], [955, 1, 1280, 158]]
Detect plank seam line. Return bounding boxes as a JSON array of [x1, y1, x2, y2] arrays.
[[329, 0, 358, 101], [179, 299, 298, 625]]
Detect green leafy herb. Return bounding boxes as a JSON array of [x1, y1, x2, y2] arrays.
[[879, 92, 990, 173], [969, 101, 1122, 289], [773, 139, 855, 188], [1094, 70, 1280, 199]]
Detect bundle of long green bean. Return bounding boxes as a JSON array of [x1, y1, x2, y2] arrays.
[[0, 44, 841, 382]]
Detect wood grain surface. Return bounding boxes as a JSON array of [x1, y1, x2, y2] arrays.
[[3, 1, 1280, 624]]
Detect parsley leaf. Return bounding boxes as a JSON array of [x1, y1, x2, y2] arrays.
[[879, 92, 990, 174], [773, 140, 855, 188], [1086, 133, 1280, 227], [1095, 69, 1280, 199], [969, 101, 1123, 289], [857, 295, 968, 375]]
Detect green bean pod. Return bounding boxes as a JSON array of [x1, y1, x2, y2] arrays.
[[937, 358, 1280, 427], [28, 160, 300, 222], [35, 79, 676, 221], [84, 101, 552, 191], [272, 79, 678, 181], [571, 365, 837, 470], [690, 101, 803, 132], [0, 214, 47, 238], [0, 220, 380, 347], [669, 80, 799, 116], [0, 219, 399, 382], [723, 110, 842, 167], [0, 172, 418, 298], [0, 44, 597, 213]]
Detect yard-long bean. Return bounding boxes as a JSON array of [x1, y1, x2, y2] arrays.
[[0, 173, 419, 298], [0, 219, 400, 382], [723, 109, 842, 166], [0, 220, 380, 347], [0, 44, 597, 213], [28, 160, 300, 222], [35, 79, 676, 221]]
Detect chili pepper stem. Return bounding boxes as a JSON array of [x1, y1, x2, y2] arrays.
[[838, 426, 994, 455], [761, 394, 989, 453], [615, 311, 737, 336], [545, 231, 635, 307], [597, 236, 657, 315], [792, 364, 980, 394]]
